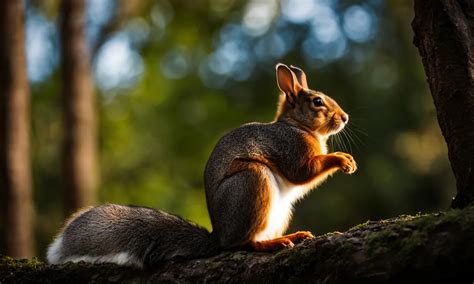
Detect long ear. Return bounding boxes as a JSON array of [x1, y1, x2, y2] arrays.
[[289, 65, 308, 89], [275, 63, 302, 105]]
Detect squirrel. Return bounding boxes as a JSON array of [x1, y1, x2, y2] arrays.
[[46, 63, 357, 268]]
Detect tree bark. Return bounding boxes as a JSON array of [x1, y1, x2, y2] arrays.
[[60, 0, 97, 216], [1, 206, 473, 283], [0, 0, 35, 258], [412, 0, 474, 209]]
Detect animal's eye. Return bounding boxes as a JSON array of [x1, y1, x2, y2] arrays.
[[312, 97, 324, 107]]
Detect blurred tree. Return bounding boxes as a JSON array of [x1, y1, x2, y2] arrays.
[[60, 0, 97, 216], [0, 0, 35, 257], [413, 0, 474, 209]]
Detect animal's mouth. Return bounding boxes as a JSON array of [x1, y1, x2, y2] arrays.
[[327, 118, 345, 134]]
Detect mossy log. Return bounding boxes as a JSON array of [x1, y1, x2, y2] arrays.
[[1, 206, 474, 283]]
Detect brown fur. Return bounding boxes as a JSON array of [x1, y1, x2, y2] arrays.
[[249, 231, 314, 251], [205, 63, 357, 252]]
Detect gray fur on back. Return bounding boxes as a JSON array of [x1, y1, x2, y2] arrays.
[[204, 121, 310, 192], [47, 204, 218, 268]]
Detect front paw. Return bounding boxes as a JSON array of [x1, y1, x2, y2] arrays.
[[334, 152, 357, 174]]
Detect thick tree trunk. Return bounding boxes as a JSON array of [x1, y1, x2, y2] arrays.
[[1, 207, 473, 283], [0, 0, 35, 258], [412, 0, 474, 209], [60, 0, 97, 216]]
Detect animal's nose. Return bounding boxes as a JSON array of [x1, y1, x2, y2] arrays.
[[341, 113, 349, 124]]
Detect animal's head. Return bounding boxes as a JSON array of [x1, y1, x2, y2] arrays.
[[275, 63, 348, 137]]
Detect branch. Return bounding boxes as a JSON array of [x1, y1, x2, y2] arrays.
[[2, 206, 474, 283], [412, 0, 474, 208]]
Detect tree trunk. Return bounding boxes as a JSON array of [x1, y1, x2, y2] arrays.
[[1, 207, 473, 283], [0, 0, 35, 258], [412, 0, 474, 209], [60, 0, 97, 216]]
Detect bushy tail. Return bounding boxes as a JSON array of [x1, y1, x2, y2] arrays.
[[45, 204, 222, 269], [142, 214, 221, 268]]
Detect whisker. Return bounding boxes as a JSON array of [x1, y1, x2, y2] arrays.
[[343, 130, 353, 153], [341, 129, 353, 153], [333, 134, 340, 152], [346, 126, 365, 146], [329, 135, 335, 152], [347, 129, 361, 149], [334, 133, 341, 152], [349, 123, 369, 137], [336, 133, 348, 153], [343, 128, 358, 152]]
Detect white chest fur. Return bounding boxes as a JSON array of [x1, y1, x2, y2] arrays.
[[253, 169, 321, 241], [253, 137, 330, 242], [319, 135, 328, 155]]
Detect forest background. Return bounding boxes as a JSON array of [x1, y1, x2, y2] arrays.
[[1, 0, 454, 259]]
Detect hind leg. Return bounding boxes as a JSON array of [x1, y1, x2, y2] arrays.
[[249, 232, 314, 252], [208, 162, 272, 249], [282, 231, 314, 243], [250, 236, 294, 251]]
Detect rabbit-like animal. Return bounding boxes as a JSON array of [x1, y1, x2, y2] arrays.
[[205, 63, 356, 251], [47, 63, 356, 268]]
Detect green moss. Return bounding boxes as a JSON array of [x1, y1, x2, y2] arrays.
[[229, 251, 248, 261], [359, 207, 474, 264], [1, 206, 474, 283], [365, 229, 400, 256], [0, 255, 43, 269], [348, 220, 372, 231], [334, 242, 355, 257], [360, 209, 462, 259], [205, 260, 224, 270], [398, 229, 428, 259], [299, 247, 315, 258]]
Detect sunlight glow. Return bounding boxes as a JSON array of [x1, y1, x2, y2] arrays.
[[281, 0, 317, 23], [94, 33, 144, 91], [310, 5, 340, 43], [198, 23, 255, 88], [86, 0, 115, 48], [242, 0, 278, 36], [254, 33, 287, 62], [26, 10, 58, 83], [160, 48, 191, 79], [343, 5, 377, 43]]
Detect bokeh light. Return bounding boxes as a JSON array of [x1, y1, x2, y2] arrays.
[[26, 9, 58, 83], [343, 5, 377, 43], [242, 0, 277, 36], [93, 33, 144, 91], [160, 48, 191, 79]]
